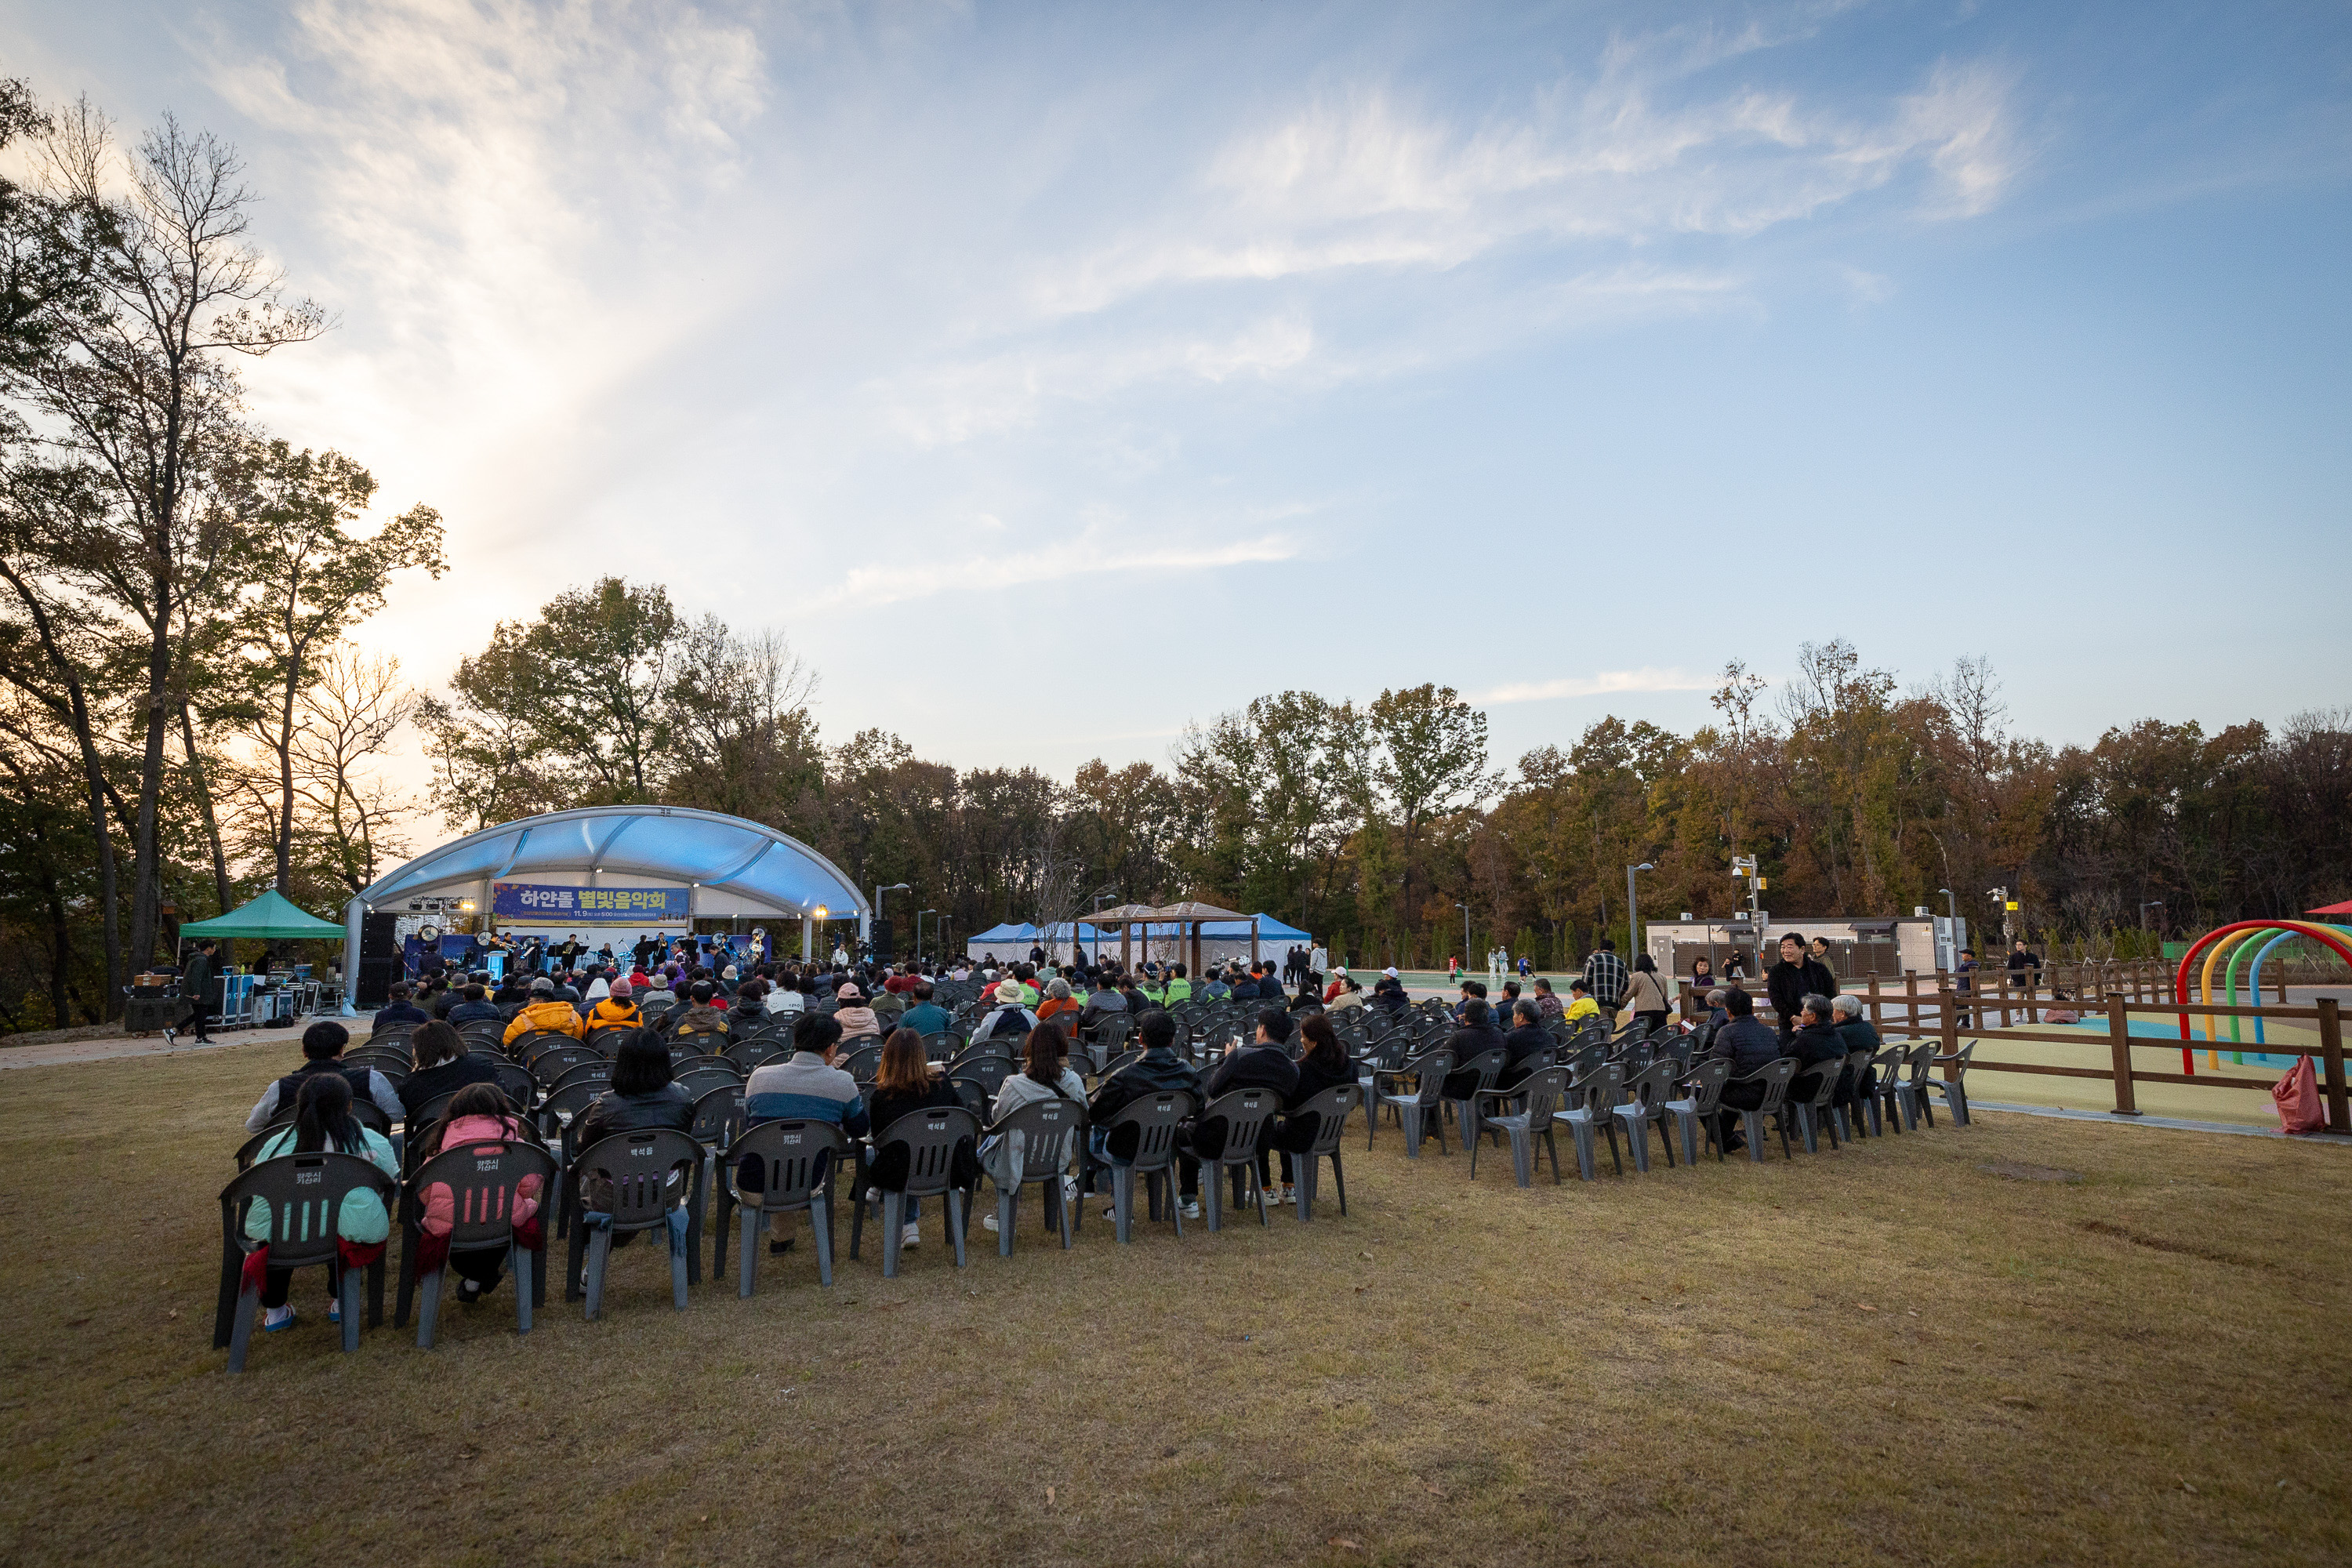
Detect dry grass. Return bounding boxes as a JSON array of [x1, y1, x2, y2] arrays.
[[2, 1040, 2348, 1566]]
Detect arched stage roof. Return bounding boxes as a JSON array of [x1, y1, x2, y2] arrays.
[[355, 805, 870, 921]]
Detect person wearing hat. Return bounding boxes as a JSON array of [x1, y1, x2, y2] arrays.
[[586, 977, 640, 1031], [503, 976, 587, 1045], [244, 1020, 408, 1132], [833, 982, 879, 1039]]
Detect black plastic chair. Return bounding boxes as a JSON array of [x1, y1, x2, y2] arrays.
[[564, 1128, 705, 1318], [982, 1097, 1085, 1254], [1282, 1085, 1358, 1220], [675, 1066, 742, 1105], [848, 1106, 981, 1278], [1096, 1090, 1196, 1243], [546, 1058, 614, 1098], [512, 1030, 580, 1064], [726, 1039, 784, 1074], [1190, 1088, 1280, 1232], [838, 1046, 883, 1083], [213, 1152, 397, 1372], [1471, 1067, 1569, 1187], [407, 1140, 556, 1348], [528, 1045, 598, 1089], [1374, 1047, 1454, 1156], [720, 1119, 848, 1293]]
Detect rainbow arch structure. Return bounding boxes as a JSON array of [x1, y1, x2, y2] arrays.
[[2171, 920, 2352, 1073]]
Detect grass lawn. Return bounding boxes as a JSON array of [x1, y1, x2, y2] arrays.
[[2, 1038, 2347, 1566]]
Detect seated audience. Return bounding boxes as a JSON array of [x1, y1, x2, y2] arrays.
[[399, 1019, 502, 1117], [246, 1020, 406, 1133], [1086, 1010, 1203, 1216], [372, 982, 427, 1032], [862, 1027, 970, 1251], [414, 1081, 541, 1302], [244, 1073, 398, 1332], [503, 978, 586, 1046]]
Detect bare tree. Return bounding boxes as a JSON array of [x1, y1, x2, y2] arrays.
[[290, 646, 418, 893], [15, 102, 326, 964]]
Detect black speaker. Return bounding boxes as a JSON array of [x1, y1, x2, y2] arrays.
[[356, 958, 400, 1008], [361, 912, 399, 961], [869, 919, 893, 964]]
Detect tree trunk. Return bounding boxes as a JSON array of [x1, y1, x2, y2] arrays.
[[42, 861, 69, 1030], [180, 702, 233, 913], [129, 567, 170, 971], [275, 655, 299, 893]]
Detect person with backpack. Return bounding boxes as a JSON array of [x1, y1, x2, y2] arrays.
[[412, 1081, 543, 1304], [243, 1073, 398, 1333]]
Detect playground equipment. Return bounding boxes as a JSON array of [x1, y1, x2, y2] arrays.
[[2171, 920, 2352, 1073]]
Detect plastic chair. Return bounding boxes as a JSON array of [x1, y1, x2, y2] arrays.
[[984, 1097, 1085, 1254], [1096, 1091, 1196, 1243], [1924, 1040, 1974, 1125], [1283, 1086, 1359, 1220], [956, 1055, 1014, 1100], [719, 1119, 848, 1293], [564, 1128, 705, 1319], [838, 1046, 883, 1083], [528, 1045, 598, 1089], [1552, 1062, 1626, 1181], [1191, 1088, 1280, 1232], [726, 1038, 784, 1074], [675, 1066, 742, 1105], [213, 1152, 397, 1372], [491, 1060, 539, 1110], [919, 1032, 965, 1063], [546, 1058, 614, 1098], [1725, 1058, 1800, 1161], [1611, 1059, 1686, 1172], [1788, 1052, 1845, 1153], [1442, 1047, 1508, 1151], [1469, 1068, 1568, 1186], [1863, 1044, 1910, 1134], [513, 1031, 581, 1065], [1376, 1047, 1454, 1157], [848, 1106, 980, 1278], [584, 1025, 634, 1055], [1894, 1042, 1938, 1130], [1662, 1058, 1732, 1164], [408, 1140, 555, 1348]]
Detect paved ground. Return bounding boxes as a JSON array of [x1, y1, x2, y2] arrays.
[[0, 1014, 365, 1071]]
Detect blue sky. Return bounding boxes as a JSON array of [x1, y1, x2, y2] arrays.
[[7, 0, 2348, 781]]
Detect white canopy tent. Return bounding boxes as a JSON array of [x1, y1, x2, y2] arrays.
[[341, 805, 869, 1014]]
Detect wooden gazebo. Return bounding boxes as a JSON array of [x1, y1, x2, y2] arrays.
[[1083, 901, 1259, 977]]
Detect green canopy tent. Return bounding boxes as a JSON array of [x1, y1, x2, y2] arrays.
[[177, 889, 347, 942]]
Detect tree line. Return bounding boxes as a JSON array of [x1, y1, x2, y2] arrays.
[[414, 579, 2352, 982]]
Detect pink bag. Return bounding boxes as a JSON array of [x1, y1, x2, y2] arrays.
[[2272, 1056, 2326, 1134]]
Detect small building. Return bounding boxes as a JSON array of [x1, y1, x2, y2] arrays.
[[1639, 912, 1969, 987]]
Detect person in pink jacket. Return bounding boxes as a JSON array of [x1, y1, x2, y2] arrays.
[[417, 1083, 543, 1304]]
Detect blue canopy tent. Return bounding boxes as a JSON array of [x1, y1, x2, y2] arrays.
[[342, 806, 869, 1014]]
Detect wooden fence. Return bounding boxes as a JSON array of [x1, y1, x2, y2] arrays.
[[1678, 958, 2350, 1135]]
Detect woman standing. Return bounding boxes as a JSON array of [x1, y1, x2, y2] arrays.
[[1622, 953, 1673, 1035]]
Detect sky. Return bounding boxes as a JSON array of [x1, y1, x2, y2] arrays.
[[7, 0, 2349, 786]]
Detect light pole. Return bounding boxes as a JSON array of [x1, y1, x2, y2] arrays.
[[1091, 886, 1119, 969], [1626, 862, 1653, 967], [811, 905, 829, 962], [916, 909, 935, 964], [1457, 901, 1470, 969]]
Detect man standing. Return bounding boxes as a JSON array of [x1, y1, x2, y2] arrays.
[[1766, 932, 1837, 1042], [2008, 936, 2044, 1024], [1581, 938, 1628, 1022], [180, 939, 219, 1043], [1955, 947, 1978, 1029], [1308, 939, 1328, 978]]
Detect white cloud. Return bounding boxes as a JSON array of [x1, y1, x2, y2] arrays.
[[801, 525, 1301, 612], [1478, 668, 1714, 705]]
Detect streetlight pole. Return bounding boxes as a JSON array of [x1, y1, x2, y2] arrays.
[[1091, 887, 1118, 971], [917, 909, 935, 964], [1457, 902, 1470, 971], [1626, 862, 1653, 967]]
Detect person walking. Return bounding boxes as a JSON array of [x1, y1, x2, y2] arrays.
[[180, 939, 220, 1043], [1581, 938, 1628, 1021]]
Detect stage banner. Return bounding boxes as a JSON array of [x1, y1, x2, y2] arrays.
[[492, 881, 688, 924]]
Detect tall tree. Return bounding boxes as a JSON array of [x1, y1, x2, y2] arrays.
[[15, 102, 325, 965], [225, 438, 443, 892]]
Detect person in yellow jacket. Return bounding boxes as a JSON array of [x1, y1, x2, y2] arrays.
[[1163, 964, 1192, 1006], [585, 977, 641, 1032], [503, 978, 586, 1045]]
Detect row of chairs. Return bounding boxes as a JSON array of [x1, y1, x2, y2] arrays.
[[215, 1069, 1367, 1367]]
